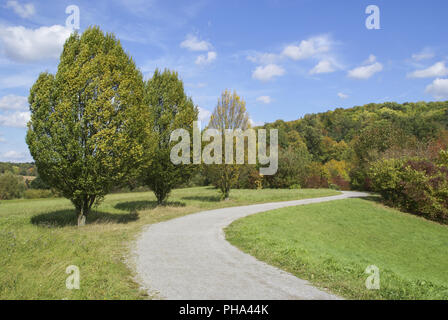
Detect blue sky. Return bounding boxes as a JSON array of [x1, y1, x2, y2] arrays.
[[1, 0, 448, 162]]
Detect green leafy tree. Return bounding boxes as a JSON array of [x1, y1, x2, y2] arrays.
[[320, 136, 349, 162], [350, 121, 410, 189], [264, 139, 312, 189], [26, 27, 152, 226], [0, 172, 25, 200], [141, 69, 198, 204], [29, 175, 50, 189], [207, 90, 250, 199]]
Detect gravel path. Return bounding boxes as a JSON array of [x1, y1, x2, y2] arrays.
[[133, 191, 368, 300]]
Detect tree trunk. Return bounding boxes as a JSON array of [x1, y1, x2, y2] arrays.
[[77, 211, 86, 227], [76, 195, 95, 227], [155, 187, 169, 205]]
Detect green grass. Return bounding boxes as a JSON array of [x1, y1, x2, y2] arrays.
[[0, 186, 338, 299], [225, 197, 448, 299]]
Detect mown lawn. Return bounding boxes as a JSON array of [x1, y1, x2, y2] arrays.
[[226, 197, 448, 300], [0, 186, 338, 299]]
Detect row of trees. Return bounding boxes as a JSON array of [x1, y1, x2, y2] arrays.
[[0, 162, 36, 176], [240, 101, 448, 190], [26, 27, 251, 226], [18, 26, 448, 225]]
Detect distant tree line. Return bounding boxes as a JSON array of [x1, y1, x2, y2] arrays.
[[0, 162, 36, 176]]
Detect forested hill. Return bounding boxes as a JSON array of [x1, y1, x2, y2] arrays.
[[258, 100, 448, 197], [0, 162, 36, 176], [263, 100, 448, 157]]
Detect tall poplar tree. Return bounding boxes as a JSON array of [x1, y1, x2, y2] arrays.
[[26, 27, 152, 226], [142, 69, 198, 204]]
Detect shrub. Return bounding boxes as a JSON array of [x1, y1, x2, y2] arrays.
[[24, 189, 55, 199], [368, 155, 448, 223], [323, 160, 350, 190], [248, 168, 263, 190], [304, 162, 328, 188], [29, 175, 50, 189], [234, 165, 261, 189], [0, 172, 25, 200], [328, 183, 340, 190], [349, 164, 372, 190], [265, 145, 312, 188]]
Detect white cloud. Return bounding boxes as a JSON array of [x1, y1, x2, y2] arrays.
[[0, 111, 30, 128], [252, 64, 285, 81], [180, 34, 212, 51], [337, 92, 349, 99], [282, 35, 331, 60], [198, 107, 211, 122], [249, 118, 264, 127], [0, 25, 71, 62], [256, 96, 272, 104], [0, 94, 28, 110], [408, 61, 448, 78], [348, 62, 383, 79], [348, 55, 383, 79], [5, 1, 35, 18], [246, 52, 280, 65], [2, 150, 23, 158], [310, 60, 336, 74], [365, 54, 377, 64], [412, 48, 434, 61], [1, 150, 30, 162], [0, 135, 5, 143], [425, 78, 448, 100], [246, 35, 338, 71], [195, 51, 217, 65]]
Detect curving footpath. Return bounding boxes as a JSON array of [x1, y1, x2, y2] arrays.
[[133, 191, 368, 300]]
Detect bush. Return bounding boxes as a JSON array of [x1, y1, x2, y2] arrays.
[[368, 154, 448, 223], [186, 170, 210, 187], [323, 160, 350, 190], [328, 183, 340, 190], [23, 189, 55, 199], [234, 165, 262, 189], [304, 162, 328, 188], [265, 145, 312, 189], [0, 172, 25, 200], [29, 175, 50, 189]]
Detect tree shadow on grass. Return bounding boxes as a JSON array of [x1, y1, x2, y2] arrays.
[[181, 195, 221, 202], [114, 200, 186, 212], [359, 195, 382, 203], [31, 209, 139, 228]]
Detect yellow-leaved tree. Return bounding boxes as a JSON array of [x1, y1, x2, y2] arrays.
[[206, 90, 250, 199]]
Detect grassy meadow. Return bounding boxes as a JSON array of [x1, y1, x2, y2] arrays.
[[0, 186, 338, 299], [226, 197, 448, 300]]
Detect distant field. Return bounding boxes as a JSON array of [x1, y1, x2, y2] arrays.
[[0, 186, 338, 299], [226, 197, 448, 299]]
